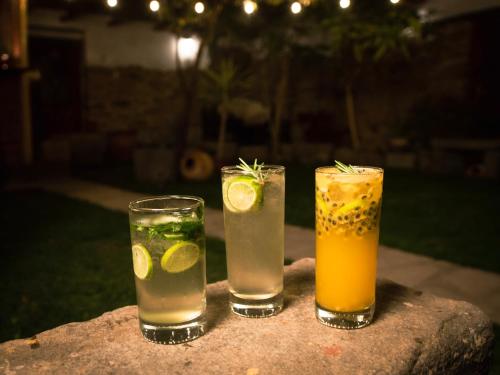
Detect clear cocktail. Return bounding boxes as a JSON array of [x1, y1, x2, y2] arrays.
[[222, 160, 285, 317], [315, 163, 383, 329], [129, 196, 206, 344]]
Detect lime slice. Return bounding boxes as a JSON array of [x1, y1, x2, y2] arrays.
[[161, 241, 200, 273], [224, 176, 263, 213], [222, 179, 236, 212], [132, 244, 153, 280], [163, 233, 185, 240]]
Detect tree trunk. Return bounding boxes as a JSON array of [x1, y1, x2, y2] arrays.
[[171, 4, 223, 180], [216, 100, 228, 162], [345, 83, 360, 150], [270, 54, 290, 162]]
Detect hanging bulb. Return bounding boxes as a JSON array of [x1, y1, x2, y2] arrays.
[[149, 0, 160, 12], [339, 0, 350, 9], [243, 0, 258, 15], [106, 0, 118, 8], [194, 2, 205, 14], [290, 1, 302, 14], [194, 1, 205, 14]]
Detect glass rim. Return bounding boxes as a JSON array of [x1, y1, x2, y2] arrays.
[[221, 165, 285, 174], [128, 195, 204, 213], [315, 165, 383, 175]]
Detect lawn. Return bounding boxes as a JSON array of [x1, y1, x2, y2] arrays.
[[76, 163, 500, 274], [0, 189, 228, 342]]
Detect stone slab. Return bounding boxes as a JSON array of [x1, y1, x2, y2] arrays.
[[0, 259, 493, 375]]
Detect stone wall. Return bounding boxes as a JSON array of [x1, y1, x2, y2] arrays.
[[86, 66, 181, 136]]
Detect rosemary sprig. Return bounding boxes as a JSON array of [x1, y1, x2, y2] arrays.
[[236, 157, 265, 183], [334, 160, 357, 173]]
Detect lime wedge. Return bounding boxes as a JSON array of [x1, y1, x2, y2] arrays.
[[161, 241, 200, 273], [132, 244, 153, 280], [224, 176, 263, 213]]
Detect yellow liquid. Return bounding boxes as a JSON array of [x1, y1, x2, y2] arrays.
[[315, 166, 383, 313], [316, 230, 378, 312]]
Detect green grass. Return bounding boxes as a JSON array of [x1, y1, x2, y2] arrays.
[[76, 163, 500, 274], [286, 166, 500, 274], [0, 189, 227, 342]]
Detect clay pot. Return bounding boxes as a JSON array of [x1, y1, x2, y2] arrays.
[[180, 149, 214, 181]]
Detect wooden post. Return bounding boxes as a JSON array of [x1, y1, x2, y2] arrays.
[[0, 0, 34, 166], [0, 0, 28, 67]]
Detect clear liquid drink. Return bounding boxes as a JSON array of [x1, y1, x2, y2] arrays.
[[221, 163, 285, 317], [129, 196, 206, 344]]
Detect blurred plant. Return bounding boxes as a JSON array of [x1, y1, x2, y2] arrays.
[[156, 0, 228, 177], [153, 0, 422, 168], [322, 1, 422, 149], [213, 0, 301, 161], [202, 59, 238, 161]]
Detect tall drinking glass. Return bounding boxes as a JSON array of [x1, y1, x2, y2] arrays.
[[129, 196, 206, 344], [221, 165, 285, 317], [315, 166, 383, 329]]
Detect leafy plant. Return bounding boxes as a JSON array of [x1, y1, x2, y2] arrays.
[[203, 59, 238, 162], [322, 1, 422, 149]]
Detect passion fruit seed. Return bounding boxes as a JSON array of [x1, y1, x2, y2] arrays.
[[316, 198, 381, 237]]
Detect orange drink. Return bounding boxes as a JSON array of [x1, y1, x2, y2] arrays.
[[315, 164, 383, 329]]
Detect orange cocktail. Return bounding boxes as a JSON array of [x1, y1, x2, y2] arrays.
[[315, 164, 383, 329]]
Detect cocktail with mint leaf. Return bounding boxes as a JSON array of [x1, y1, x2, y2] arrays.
[[315, 162, 383, 329], [221, 159, 285, 317], [128, 196, 206, 344]]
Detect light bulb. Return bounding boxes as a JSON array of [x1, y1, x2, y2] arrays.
[[390, 0, 400, 3], [291, 2, 302, 14], [243, 0, 257, 15], [149, 0, 160, 12], [194, 1, 205, 14], [339, 0, 350, 9], [106, 0, 118, 8]]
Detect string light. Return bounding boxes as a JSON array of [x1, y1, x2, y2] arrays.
[[243, 0, 258, 15], [194, 1, 205, 14], [106, 0, 118, 8], [149, 0, 160, 12], [339, 0, 350, 9], [290, 1, 302, 14]]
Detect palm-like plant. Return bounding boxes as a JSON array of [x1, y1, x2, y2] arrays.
[[323, 2, 421, 149], [203, 59, 238, 162]]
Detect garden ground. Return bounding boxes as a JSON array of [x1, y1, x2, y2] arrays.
[[76, 163, 500, 273], [2, 165, 500, 373]]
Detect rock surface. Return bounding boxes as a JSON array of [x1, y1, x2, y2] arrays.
[[0, 258, 494, 374]]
